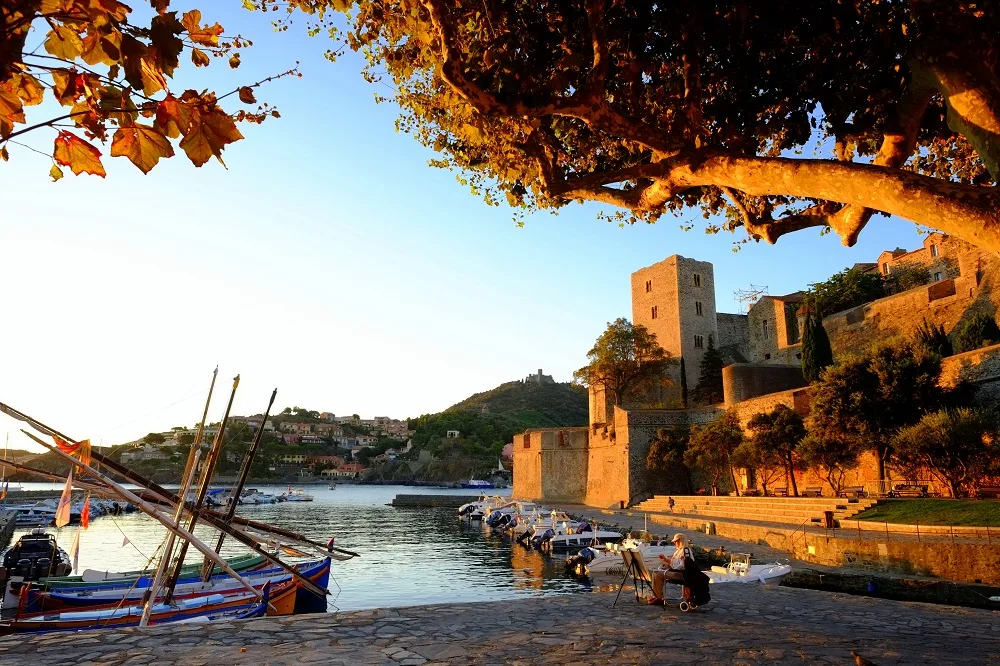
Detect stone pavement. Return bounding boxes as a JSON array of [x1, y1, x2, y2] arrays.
[[1, 584, 997, 665]]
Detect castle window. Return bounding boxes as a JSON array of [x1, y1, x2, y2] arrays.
[[930, 244, 939, 258], [694, 335, 704, 349], [882, 262, 889, 275], [695, 301, 703, 316], [762, 319, 769, 339], [645, 280, 652, 293], [934, 272, 943, 282], [765, 353, 771, 360], [693, 273, 702, 287], [651, 306, 658, 319]]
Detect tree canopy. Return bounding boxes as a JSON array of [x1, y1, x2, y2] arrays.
[[690, 336, 724, 405], [261, 1, 1000, 253], [684, 409, 743, 496], [573, 318, 672, 407], [746, 404, 806, 496], [1, 1, 295, 177], [801, 310, 834, 382]]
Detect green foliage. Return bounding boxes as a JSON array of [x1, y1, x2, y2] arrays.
[[797, 435, 862, 496], [893, 408, 1000, 498], [177, 432, 195, 446], [914, 319, 953, 358], [801, 309, 834, 382], [805, 266, 887, 317], [808, 341, 946, 480], [446, 381, 587, 428], [730, 440, 784, 495], [746, 405, 806, 496], [684, 410, 743, 496], [955, 312, 1000, 353], [690, 337, 724, 406], [646, 425, 693, 494], [573, 318, 672, 407], [142, 432, 165, 445], [886, 261, 931, 293], [852, 499, 1000, 527]]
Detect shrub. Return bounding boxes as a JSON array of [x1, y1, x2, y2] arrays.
[[955, 312, 1000, 353], [914, 319, 953, 358]]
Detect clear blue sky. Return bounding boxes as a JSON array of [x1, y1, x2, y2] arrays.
[[0, 2, 926, 450]]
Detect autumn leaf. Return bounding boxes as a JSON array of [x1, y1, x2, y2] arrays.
[[14, 73, 45, 106], [54, 131, 106, 177], [50, 164, 64, 181], [229, 53, 241, 69], [44, 25, 85, 61], [191, 48, 210, 67], [151, 0, 171, 14], [238, 86, 256, 104], [0, 81, 26, 138], [179, 108, 244, 167], [182, 10, 224, 47], [111, 124, 174, 173], [155, 95, 192, 138], [1, 147, 8, 162]]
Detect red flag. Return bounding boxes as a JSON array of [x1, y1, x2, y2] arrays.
[[81, 494, 91, 529]]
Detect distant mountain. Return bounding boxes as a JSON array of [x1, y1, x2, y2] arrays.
[[444, 381, 587, 429]]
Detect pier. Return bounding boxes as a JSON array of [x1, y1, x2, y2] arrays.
[[390, 494, 483, 508]]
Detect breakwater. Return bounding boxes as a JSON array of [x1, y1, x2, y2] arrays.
[[390, 494, 482, 508]]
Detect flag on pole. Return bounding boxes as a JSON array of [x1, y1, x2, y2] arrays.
[[81, 493, 91, 529], [122, 536, 130, 547], [70, 526, 82, 573], [0, 480, 6, 501], [55, 468, 73, 528], [53, 435, 91, 466]]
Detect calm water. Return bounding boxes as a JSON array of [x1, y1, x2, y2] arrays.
[[8, 484, 597, 611]]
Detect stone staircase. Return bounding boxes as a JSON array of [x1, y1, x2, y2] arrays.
[[633, 494, 878, 528]]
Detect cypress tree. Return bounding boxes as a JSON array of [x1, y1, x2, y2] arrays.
[[679, 357, 689, 408], [802, 309, 833, 382], [691, 338, 725, 405]]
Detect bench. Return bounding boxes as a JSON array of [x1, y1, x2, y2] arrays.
[[887, 484, 928, 498], [839, 486, 865, 498], [802, 487, 823, 497], [742, 488, 761, 497], [975, 486, 1000, 499], [771, 487, 788, 497]]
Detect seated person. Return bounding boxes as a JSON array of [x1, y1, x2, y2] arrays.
[[649, 533, 693, 604]]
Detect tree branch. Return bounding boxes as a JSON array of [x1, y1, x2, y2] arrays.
[[681, 21, 703, 148]]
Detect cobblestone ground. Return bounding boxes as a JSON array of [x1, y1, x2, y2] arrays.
[[1, 584, 997, 666]]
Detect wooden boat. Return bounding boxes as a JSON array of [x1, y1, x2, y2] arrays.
[[38, 553, 268, 589], [28, 558, 330, 612], [0, 582, 271, 634]]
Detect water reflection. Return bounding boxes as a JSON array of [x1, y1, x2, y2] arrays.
[[9, 484, 593, 611]]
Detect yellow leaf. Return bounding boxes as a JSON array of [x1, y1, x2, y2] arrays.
[[15, 73, 45, 106], [155, 95, 191, 139], [50, 164, 64, 181], [44, 25, 84, 60], [191, 48, 211, 67], [53, 131, 106, 177], [111, 124, 174, 174], [238, 86, 256, 104], [0, 81, 26, 138], [179, 108, 244, 167], [182, 10, 224, 47]]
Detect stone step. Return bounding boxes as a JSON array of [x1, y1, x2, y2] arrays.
[[632, 506, 862, 524]]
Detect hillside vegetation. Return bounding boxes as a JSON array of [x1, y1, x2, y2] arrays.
[[445, 381, 587, 428]]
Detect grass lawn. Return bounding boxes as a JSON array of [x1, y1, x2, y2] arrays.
[[854, 499, 1000, 526]]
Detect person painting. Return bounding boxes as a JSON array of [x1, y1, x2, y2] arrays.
[[649, 533, 694, 604]]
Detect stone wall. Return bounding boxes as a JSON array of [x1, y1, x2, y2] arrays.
[[513, 428, 589, 503], [717, 313, 749, 357], [583, 410, 631, 509], [722, 363, 807, 406]]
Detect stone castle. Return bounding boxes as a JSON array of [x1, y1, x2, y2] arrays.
[[515, 232, 1000, 507]]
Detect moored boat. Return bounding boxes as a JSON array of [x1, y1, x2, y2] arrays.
[[0, 530, 72, 587]]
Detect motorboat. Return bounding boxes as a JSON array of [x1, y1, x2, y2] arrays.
[[462, 479, 494, 489], [240, 490, 277, 505], [705, 553, 791, 585], [0, 530, 72, 587], [527, 519, 623, 551], [565, 537, 672, 576], [457, 495, 506, 520], [277, 489, 314, 502], [9, 505, 56, 528]]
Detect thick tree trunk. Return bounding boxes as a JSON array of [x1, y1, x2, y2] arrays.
[[786, 455, 799, 497], [729, 465, 740, 497]]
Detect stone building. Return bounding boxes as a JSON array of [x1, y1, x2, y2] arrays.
[[515, 235, 1000, 506]]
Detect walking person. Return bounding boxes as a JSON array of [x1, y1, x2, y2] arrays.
[[667, 496, 675, 512]]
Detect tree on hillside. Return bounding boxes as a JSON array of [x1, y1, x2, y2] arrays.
[[573, 318, 672, 408], [955, 313, 1000, 353], [805, 267, 887, 318], [915, 319, 953, 358], [142, 432, 165, 445], [645, 425, 692, 494], [1, 2, 297, 177], [260, 1, 1000, 254], [797, 435, 862, 497], [808, 341, 946, 482], [893, 408, 1000, 498], [684, 410, 744, 496], [801, 310, 834, 382], [746, 405, 806, 496], [690, 337, 724, 406]]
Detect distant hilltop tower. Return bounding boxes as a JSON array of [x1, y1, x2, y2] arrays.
[[525, 369, 555, 384], [631, 255, 719, 389]]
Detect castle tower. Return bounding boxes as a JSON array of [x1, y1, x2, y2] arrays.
[[632, 255, 719, 390]]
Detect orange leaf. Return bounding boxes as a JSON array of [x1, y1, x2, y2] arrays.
[[0, 81, 26, 139], [111, 124, 174, 173], [53, 131, 106, 177], [238, 86, 256, 104], [155, 95, 191, 138], [44, 25, 84, 61], [50, 164, 64, 181], [228, 53, 241, 69], [182, 10, 224, 47], [179, 108, 244, 167], [191, 48, 210, 67]]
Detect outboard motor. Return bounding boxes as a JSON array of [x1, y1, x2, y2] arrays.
[[457, 503, 473, 517], [531, 528, 555, 551], [565, 546, 598, 576], [485, 511, 504, 528], [516, 528, 533, 547]]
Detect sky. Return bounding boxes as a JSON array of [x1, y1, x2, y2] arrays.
[[0, 2, 928, 451]]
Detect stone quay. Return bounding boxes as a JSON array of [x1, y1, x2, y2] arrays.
[[2, 583, 997, 665]]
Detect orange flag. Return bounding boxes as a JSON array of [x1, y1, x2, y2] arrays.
[[53, 435, 91, 466], [55, 469, 73, 528], [81, 494, 91, 529]]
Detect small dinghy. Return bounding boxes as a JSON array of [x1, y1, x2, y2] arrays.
[[705, 553, 791, 585]]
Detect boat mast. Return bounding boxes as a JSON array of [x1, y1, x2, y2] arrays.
[[163, 374, 239, 602], [138, 367, 218, 627], [205, 388, 276, 579]]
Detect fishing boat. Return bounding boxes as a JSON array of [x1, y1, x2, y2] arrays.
[[39, 553, 269, 589], [0, 582, 272, 634], [25, 558, 329, 611], [277, 488, 314, 502], [0, 530, 72, 586], [461, 479, 494, 489]]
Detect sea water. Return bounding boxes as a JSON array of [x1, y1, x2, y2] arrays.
[[7, 484, 595, 611]]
